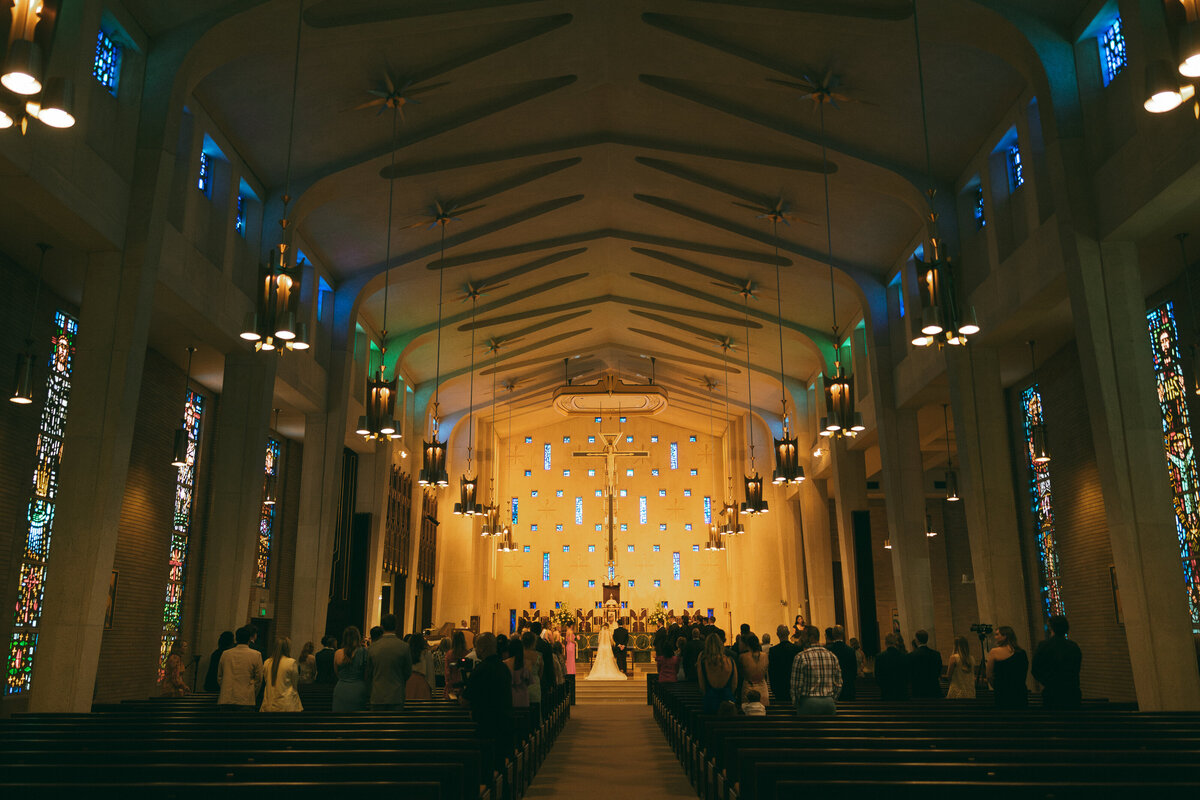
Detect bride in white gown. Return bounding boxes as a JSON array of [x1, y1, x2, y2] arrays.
[[584, 623, 627, 681]]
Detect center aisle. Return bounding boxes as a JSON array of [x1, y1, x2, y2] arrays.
[[524, 670, 695, 798]]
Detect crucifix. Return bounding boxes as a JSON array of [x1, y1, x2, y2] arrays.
[[573, 432, 648, 578]]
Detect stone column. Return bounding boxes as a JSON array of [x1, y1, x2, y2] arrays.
[[829, 441, 868, 639], [360, 443, 392, 632], [194, 351, 276, 657], [288, 410, 341, 647], [1062, 236, 1200, 709], [799, 479, 836, 629], [29, 250, 154, 712], [946, 346, 1031, 646]]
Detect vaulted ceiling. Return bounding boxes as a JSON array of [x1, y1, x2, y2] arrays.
[[161, 0, 1077, 431]]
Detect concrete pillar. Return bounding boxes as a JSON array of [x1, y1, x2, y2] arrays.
[[1061, 236, 1200, 709], [829, 441, 867, 639], [289, 410, 341, 646], [195, 350, 276, 658], [772, 484, 807, 637], [29, 250, 154, 712], [876, 408, 937, 644], [799, 479, 836, 629], [946, 346, 1031, 647], [404, 391, 434, 636], [360, 444, 392, 633]]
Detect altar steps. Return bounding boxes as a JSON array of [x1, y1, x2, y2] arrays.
[[574, 665, 653, 704]]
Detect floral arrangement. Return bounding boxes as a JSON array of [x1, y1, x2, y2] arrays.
[[647, 607, 667, 628], [550, 607, 575, 629]]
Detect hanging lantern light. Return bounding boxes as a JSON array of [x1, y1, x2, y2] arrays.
[[453, 473, 482, 516], [925, 514, 937, 538], [737, 280, 768, 516], [453, 286, 483, 518], [421, 212, 454, 490], [759, 214, 805, 485], [740, 471, 768, 515], [418, 436, 448, 487], [883, 539, 893, 550], [171, 347, 197, 468]]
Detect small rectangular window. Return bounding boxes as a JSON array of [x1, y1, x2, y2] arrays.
[[673, 552, 680, 580], [1007, 144, 1024, 191], [1100, 16, 1127, 87], [235, 195, 246, 236], [522, 580, 530, 588], [198, 152, 213, 197], [93, 30, 122, 95], [973, 184, 986, 229], [588, 579, 596, 587], [653, 579, 661, 588]]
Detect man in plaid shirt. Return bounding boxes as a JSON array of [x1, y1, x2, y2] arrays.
[[790, 624, 842, 715]]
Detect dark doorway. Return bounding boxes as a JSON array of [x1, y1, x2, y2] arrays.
[[852, 510, 880, 655]]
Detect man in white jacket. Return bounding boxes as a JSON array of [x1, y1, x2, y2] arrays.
[[218, 625, 263, 710]]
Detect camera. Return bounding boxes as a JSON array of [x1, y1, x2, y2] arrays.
[[969, 623, 993, 636]]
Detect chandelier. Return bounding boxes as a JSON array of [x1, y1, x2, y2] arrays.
[[453, 288, 482, 517], [10, 242, 48, 405], [239, 5, 308, 353], [908, 1, 980, 349], [738, 284, 768, 515], [1, 2, 75, 133]]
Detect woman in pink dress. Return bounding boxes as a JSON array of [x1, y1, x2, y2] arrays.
[[564, 623, 577, 704]]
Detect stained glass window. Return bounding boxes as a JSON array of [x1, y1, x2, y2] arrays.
[[563, 469, 571, 477], [543, 553, 549, 581], [703, 496, 712, 524], [626, 435, 633, 443], [5, 311, 78, 695], [651, 435, 659, 443], [692, 544, 699, 552], [690, 469, 698, 476], [684, 523, 692, 531], [659, 523, 667, 531], [595, 490, 602, 497], [588, 579, 596, 587], [523, 580, 530, 588], [588, 469, 595, 477], [628, 580, 635, 588], [1021, 385, 1066, 621], [235, 194, 246, 236], [555, 489, 564, 498], [626, 468, 634, 477], [523, 545, 530, 553], [588, 545, 595, 552], [531, 524, 538, 532], [563, 436, 571, 444], [619, 489, 626, 497], [575, 497, 583, 524], [525, 436, 533, 443], [562, 580, 569, 588], [524, 470, 531, 477], [653, 579, 661, 588], [659, 489, 666, 497], [531, 490, 538, 498], [670, 443, 679, 469], [620, 523, 628, 531], [620, 416, 626, 423], [694, 579, 701, 587], [555, 523, 563, 532], [158, 387, 205, 679], [1147, 302, 1200, 630], [1100, 16, 1127, 87], [254, 438, 280, 588], [689, 435, 697, 443], [683, 489, 692, 497], [543, 443, 551, 470], [973, 184, 986, 229], [627, 545, 634, 552], [653, 544, 660, 552], [594, 417, 601, 423], [607, 564, 615, 581], [198, 152, 212, 197], [673, 552, 680, 580], [639, 496, 647, 524], [595, 523, 601, 531], [511, 497, 518, 524], [588, 436, 595, 444], [651, 468, 659, 477], [93, 30, 121, 95], [563, 545, 570, 552], [1007, 145, 1023, 190]]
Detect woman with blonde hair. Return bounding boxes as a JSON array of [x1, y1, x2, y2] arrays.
[[986, 625, 1029, 708], [261, 637, 303, 711], [946, 635, 976, 698], [159, 640, 189, 697], [697, 633, 737, 713], [296, 641, 316, 685]]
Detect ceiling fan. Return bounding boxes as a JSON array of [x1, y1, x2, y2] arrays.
[[767, 69, 873, 111], [404, 199, 487, 230], [353, 71, 449, 120], [732, 196, 814, 226]]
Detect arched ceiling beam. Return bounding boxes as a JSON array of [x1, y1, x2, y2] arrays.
[[461, 293, 764, 333], [634, 157, 831, 214], [627, 327, 792, 384], [686, 0, 911, 20], [305, 0, 554, 27]]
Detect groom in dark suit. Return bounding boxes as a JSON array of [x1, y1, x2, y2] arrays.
[[612, 619, 630, 674]]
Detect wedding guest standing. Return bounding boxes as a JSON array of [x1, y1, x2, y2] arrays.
[[160, 640, 190, 697], [564, 624, 577, 704], [908, 629, 944, 698], [1032, 615, 1082, 710], [767, 625, 798, 704], [987, 625, 1029, 708], [656, 634, 681, 683], [261, 637, 303, 712], [464, 634, 513, 773], [407, 634, 435, 700], [332, 626, 368, 711], [504, 638, 532, 708], [204, 631, 234, 693], [825, 626, 857, 701], [698, 633, 737, 713], [874, 634, 909, 700], [365, 614, 411, 711], [738, 633, 769, 706], [445, 631, 469, 701], [790, 625, 842, 716], [296, 641, 317, 685], [946, 635, 976, 699], [218, 626, 263, 711]]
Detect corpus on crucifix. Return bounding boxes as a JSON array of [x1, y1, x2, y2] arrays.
[[573, 432, 648, 579]]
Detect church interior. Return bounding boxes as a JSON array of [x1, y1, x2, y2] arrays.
[[3, 0, 1200, 795]]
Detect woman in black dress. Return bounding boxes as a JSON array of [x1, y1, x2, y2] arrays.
[[986, 625, 1029, 708]]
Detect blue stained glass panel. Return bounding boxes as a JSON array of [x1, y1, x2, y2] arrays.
[[973, 184, 986, 229], [1147, 302, 1200, 630], [93, 30, 121, 95], [1007, 145, 1024, 190], [511, 497, 518, 524], [1021, 386, 1065, 622], [575, 497, 583, 525], [639, 496, 647, 524], [543, 443, 552, 470], [673, 552, 680, 580], [235, 195, 246, 235], [198, 152, 212, 197], [1100, 16, 1127, 87], [543, 553, 549, 581], [670, 443, 679, 469], [703, 496, 712, 524]]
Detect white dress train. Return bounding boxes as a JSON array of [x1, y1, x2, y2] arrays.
[[584, 626, 627, 681]]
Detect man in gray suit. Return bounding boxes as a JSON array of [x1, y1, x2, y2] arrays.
[[364, 613, 412, 710]]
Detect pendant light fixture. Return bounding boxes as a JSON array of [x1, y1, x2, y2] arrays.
[[453, 286, 483, 517], [1, 2, 75, 134], [356, 101, 406, 443], [766, 215, 804, 485], [419, 222, 451, 488], [942, 403, 960, 501], [925, 514, 937, 538], [239, 2, 308, 353], [718, 343, 744, 535], [739, 290, 768, 515], [907, 0, 980, 349], [171, 347, 197, 468], [813, 98, 864, 440], [10, 242, 49, 404], [1027, 341, 1051, 465], [264, 408, 280, 506]]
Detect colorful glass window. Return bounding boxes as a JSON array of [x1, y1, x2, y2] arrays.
[[255, 438, 280, 588], [523, 545, 530, 553], [563, 545, 570, 552], [511, 497, 518, 524], [627, 580, 635, 588], [588, 436, 595, 443], [556, 489, 564, 498], [531, 524, 538, 532], [651, 435, 659, 443], [653, 544, 660, 552], [620, 523, 628, 531], [703, 496, 712, 524], [588, 469, 596, 477], [670, 443, 679, 469], [563, 436, 571, 444], [651, 468, 660, 477], [595, 490, 602, 497], [672, 552, 680, 580], [594, 416, 602, 423], [659, 523, 667, 531], [588, 545, 596, 552], [689, 435, 697, 443], [694, 579, 701, 587], [639, 496, 647, 524], [523, 580, 530, 588], [659, 489, 666, 497], [1100, 16, 1127, 87], [692, 544, 699, 552], [626, 435, 633, 443], [1021, 385, 1066, 621], [588, 579, 596, 587], [1148, 302, 1200, 630], [690, 468, 698, 476], [543, 443, 551, 470], [5, 311, 78, 695], [524, 469, 532, 477], [531, 490, 538, 498], [93, 29, 121, 95], [1007, 145, 1024, 190], [619, 489, 627, 497], [563, 469, 571, 477], [594, 523, 601, 531], [626, 468, 634, 477], [684, 523, 692, 531], [607, 564, 615, 581], [198, 152, 213, 197], [235, 194, 246, 236], [562, 580, 570, 588], [159, 387, 205, 679], [627, 545, 634, 552], [620, 416, 627, 423], [555, 524, 563, 532], [525, 436, 533, 443], [973, 184, 986, 229], [543, 553, 549, 581], [653, 579, 661, 588], [683, 489, 692, 497], [575, 497, 583, 525]]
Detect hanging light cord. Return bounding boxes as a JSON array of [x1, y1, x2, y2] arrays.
[[489, 348, 499, 497], [25, 243, 49, 345], [911, 0, 937, 226], [743, 294, 756, 468], [722, 344, 733, 503], [281, 0, 304, 216], [819, 102, 838, 344], [466, 295, 477, 471], [381, 104, 399, 366], [432, 225, 446, 429], [942, 403, 952, 470], [773, 218, 787, 419]]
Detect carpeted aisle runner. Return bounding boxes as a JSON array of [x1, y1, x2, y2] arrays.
[[523, 703, 696, 797]]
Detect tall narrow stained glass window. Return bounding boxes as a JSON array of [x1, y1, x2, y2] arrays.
[[1100, 16, 1127, 87], [255, 438, 280, 588], [158, 389, 205, 679], [543, 552, 550, 582], [1007, 145, 1024, 190], [703, 496, 712, 525], [543, 443, 552, 470], [198, 152, 212, 197], [5, 311, 78, 695], [235, 194, 246, 236], [673, 551, 680, 580], [1020, 386, 1066, 621], [670, 442, 678, 470], [93, 29, 121, 95], [511, 497, 518, 525], [639, 496, 647, 524], [575, 497, 583, 525], [1147, 302, 1200, 630], [973, 184, 986, 229]]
